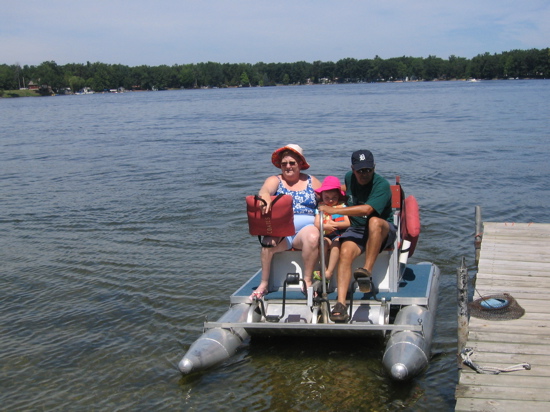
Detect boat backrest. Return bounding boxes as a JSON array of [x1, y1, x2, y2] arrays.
[[390, 180, 404, 210]]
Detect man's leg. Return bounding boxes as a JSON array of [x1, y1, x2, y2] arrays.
[[336, 240, 362, 305], [362, 217, 390, 273]]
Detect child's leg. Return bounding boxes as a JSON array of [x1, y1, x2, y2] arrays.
[[324, 237, 331, 257], [315, 237, 332, 281], [325, 239, 341, 279]]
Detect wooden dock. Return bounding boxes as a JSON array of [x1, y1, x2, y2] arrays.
[[455, 222, 550, 411]]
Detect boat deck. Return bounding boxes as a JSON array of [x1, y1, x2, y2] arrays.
[[455, 222, 550, 411], [232, 262, 435, 306]]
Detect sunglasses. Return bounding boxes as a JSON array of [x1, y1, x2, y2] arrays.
[[281, 161, 297, 167], [357, 168, 373, 174]]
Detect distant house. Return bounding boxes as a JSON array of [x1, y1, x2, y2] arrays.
[[27, 81, 39, 90]]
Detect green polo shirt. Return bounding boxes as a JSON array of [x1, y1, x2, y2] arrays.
[[344, 171, 393, 227]]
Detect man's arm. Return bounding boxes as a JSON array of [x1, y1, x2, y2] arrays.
[[319, 203, 374, 217]]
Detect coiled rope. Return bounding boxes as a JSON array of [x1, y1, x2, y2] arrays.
[[461, 347, 531, 374]]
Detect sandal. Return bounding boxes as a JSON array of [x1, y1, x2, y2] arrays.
[[353, 267, 372, 293], [330, 302, 349, 323], [250, 288, 268, 301]]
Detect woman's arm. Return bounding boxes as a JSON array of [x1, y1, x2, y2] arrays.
[[258, 175, 280, 214]]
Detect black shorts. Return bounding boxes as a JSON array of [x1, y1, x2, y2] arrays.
[[339, 222, 397, 253]]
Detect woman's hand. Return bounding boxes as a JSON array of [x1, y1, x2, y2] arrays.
[[258, 175, 279, 215], [260, 195, 272, 215]]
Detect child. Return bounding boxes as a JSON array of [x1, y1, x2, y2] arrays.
[[314, 176, 350, 281]]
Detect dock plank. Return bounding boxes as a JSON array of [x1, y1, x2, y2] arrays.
[[455, 385, 550, 401], [455, 222, 550, 410], [472, 273, 550, 286], [459, 351, 550, 367], [455, 398, 550, 412], [468, 330, 550, 343], [468, 323, 550, 335], [458, 373, 550, 388]]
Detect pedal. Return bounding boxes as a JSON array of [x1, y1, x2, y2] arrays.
[[266, 315, 280, 323], [356, 276, 372, 293]]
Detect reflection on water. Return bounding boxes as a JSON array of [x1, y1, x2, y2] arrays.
[[1, 80, 549, 410]]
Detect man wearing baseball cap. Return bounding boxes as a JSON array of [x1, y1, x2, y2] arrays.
[[318, 150, 396, 322]]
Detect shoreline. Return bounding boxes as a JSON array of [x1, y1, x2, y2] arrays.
[[1, 78, 545, 98]]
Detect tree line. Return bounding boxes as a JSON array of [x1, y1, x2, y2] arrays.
[[1, 48, 548, 93]]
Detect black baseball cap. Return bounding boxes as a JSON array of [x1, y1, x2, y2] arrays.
[[351, 150, 375, 171]]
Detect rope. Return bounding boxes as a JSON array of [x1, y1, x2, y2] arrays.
[[461, 347, 531, 374]]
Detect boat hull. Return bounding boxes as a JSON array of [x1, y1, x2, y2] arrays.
[[178, 327, 248, 374]]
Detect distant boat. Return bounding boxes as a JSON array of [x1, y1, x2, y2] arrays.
[[75, 87, 94, 95]]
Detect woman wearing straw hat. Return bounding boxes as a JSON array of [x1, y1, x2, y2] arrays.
[[250, 144, 322, 300]]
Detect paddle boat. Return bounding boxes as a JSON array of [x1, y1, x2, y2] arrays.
[[178, 178, 440, 381]]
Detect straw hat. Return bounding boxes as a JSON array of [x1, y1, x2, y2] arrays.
[[271, 144, 310, 170]]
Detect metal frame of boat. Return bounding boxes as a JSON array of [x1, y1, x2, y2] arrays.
[[178, 178, 440, 380]]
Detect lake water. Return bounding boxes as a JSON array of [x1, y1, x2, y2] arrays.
[[1, 80, 549, 411]]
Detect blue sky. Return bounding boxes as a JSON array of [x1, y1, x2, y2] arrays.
[[2, 0, 548, 67]]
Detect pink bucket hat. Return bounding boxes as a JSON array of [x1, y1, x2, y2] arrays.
[[271, 144, 310, 170], [315, 176, 345, 197]]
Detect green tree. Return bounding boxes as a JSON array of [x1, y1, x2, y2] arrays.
[[0, 64, 18, 90], [448, 55, 468, 79], [197, 61, 224, 87], [282, 73, 290, 85], [336, 58, 359, 82], [291, 61, 311, 84], [422, 55, 444, 80], [240, 71, 251, 87], [90, 63, 113, 91], [133, 65, 153, 89], [179, 64, 196, 88], [66, 75, 85, 92], [35, 61, 64, 89], [111, 64, 132, 89], [368, 55, 384, 81], [2, 48, 547, 96], [151, 65, 174, 89]]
